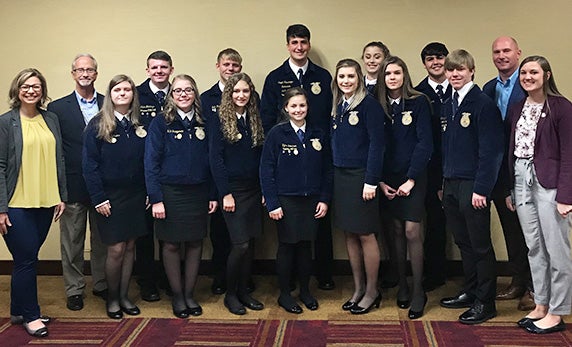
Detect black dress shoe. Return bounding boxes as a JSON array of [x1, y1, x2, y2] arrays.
[[408, 294, 428, 320], [67, 294, 84, 311], [342, 300, 358, 311], [397, 299, 410, 309], [517, 317, 541, 328], [120, 305, 141, 316], [107, 309, 123, 319], [173, 308, 190, 319], [278, 298, 303, 314], [23, 322, 48, 337], [239, 295, 264, 310], [211, 277, 226, 295], [317, 279, 335, 290], [423, 278, 446, 292], [11, 315, 51, 325], [224, 296, 246, 315], [525, 320, 566, 334], [140, 285, 160, 302], [188, 305, 203, 316], [459, 302, 497, 325], [300, 295, 319, 311], [93, 289, 108, 301], [440, 292, 475, 309], [350, 292, 382, 314]]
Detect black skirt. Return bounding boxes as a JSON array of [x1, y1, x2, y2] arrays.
[[381, 171, 427, 222], [155, 183, 209, 242], [275, 195, 319, 244], [96, 185, 147, 245], [333, 167, 380, 234], [222, 179, 262, 244]]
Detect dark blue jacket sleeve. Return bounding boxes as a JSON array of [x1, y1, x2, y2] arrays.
[[82, 121, 107, 206], [365, 99, 385, 185], [144, 116, 165, 204], [259, 128, 281, 212], [208, 114, 230, 198], [260, 74, 281, 135], [474, 99, 504, 196], [408, 97, 433, 180]]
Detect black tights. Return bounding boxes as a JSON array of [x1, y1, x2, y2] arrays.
[[276, 241, 312, 302], [393, 219, 425, 310], [226, 239, 254, 298], [106, 239, 136, 312], [162, 240, 202, 311]]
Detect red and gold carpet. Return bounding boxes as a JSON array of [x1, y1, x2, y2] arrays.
[[1, 318, 571, 347]]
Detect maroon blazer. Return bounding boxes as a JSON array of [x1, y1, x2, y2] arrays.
[[507, 95, 572, 204]]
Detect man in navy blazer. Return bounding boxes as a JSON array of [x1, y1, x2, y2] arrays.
[[47, 54, 107, 311], [482, 36, 532, 311]]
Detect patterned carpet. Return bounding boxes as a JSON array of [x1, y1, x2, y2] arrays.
[[1, 317, 571, 347]]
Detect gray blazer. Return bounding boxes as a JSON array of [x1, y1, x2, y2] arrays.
[[0, 108, 67, 212]]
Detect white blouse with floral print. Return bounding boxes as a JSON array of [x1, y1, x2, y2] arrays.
[[514, 102, 544, 159]]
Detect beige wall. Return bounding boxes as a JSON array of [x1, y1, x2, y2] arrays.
[[1, 0, 571, 261]]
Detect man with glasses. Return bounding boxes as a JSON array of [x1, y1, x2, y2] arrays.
[[135, 50, 174, 302], [48, 54, 107, 311]]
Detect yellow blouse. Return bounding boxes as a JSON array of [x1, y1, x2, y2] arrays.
[[9, 114, 60, 208]]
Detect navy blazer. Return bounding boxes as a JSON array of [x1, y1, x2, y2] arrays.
[[383, 96, 433, 181], [145, 114, 211, 204], [48, 92, 104, 203], [483, 76, 526, 117], [82, 117, 146, 206], [137, 79, 166, 128], [0, 108, 67, 212], [200, 83, 223, 126], [208, 113, 263, 198], [260, 59, 332, 134], [507, 95, 572, 204], [260, 122, 333, 212], [441, 85, 504, 197], [331, 94, 385, 185]]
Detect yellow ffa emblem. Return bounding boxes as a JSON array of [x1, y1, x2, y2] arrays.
[[110, 137, 117, 143], [311, 138, 322, 151], [401, 111, 413, 126], [348, 111, 359, 126], [135, 126, 147, 138], [310, 82, 321, 95], [195, 127, 205, 140], [237, 133, 243, 140], [460, 112, 471, 128], [175, 133, 183, 140]]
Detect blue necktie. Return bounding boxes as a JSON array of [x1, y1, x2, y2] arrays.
[[181, 117, 191, 131], [297, 68, 304, 87], [120, 117, 129, 128], [452, 91, 459, 117], [297, 129, 304, 143], [155, 90, 166, 106], [436, 85, 444, 103], [341, 101, 349, 114]]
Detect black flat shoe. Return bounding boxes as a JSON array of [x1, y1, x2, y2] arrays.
[[11, 315, 51, 325], [278, 298, 303, 314], [173, 308, 190, 319], [224, 297, 246, 315], [107, 309, 123, 319], [408, 295, 428, 320], [188, 305, 203, 316], [239, 295, 264, 311], [120, 305, 141, 316], [397, 299, 411, 309], [350, 292, 382, 315], [517, 317, 541, 328], [525, 320, 566, 334], [23, 322, 48, 338], [342, 300, 358, 311]]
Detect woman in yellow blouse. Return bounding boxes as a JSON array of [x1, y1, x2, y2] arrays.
[[0, 68, 67, 338]]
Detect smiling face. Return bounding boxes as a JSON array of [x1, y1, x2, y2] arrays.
[[217, 56, 242, 83], [284, 94, 308, 126], [492, 37, 521, 77], [423, 54, 447, 82], [446, 64, 474, 91], [362, 46, 385, 78], [337, 66, 358, 98], [146, 58, 174, 88], [384, 63, 404, 97], [72, 56, 98, 88], [110, 81, 134, 111], [232, 79, 251, 113], [287, 36, 311, 66], [171, 78, 195, 113], [18, 76, 43, 107], [519, 61, 547, 96]]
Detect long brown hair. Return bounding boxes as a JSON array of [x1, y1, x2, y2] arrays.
[[163, 74, 204, 124], [219, 73, 264, 146], [376, 56, 426, 116], [96, 74, 140, 142]]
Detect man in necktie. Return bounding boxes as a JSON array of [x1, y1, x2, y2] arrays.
[[47, 53, 107, 311], [414, 42, 451, 292], [482, 37, 533, 311], [260, 24, 335, 290], [439, 49, 504, 325], [134, 50, 175, 303]]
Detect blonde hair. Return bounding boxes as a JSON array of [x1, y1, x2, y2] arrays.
[[219, 73, 264, 147], [163, 74, 203, 124], [96, 74, 140, 142], [331, 59, 367, 115]]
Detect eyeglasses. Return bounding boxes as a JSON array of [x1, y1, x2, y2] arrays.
[[73, 68, 97, 74], [172, 88, 194, 96], [20, 84, 42, 92]]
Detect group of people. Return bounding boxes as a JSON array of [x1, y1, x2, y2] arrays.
[[1, 23, 571, 338]]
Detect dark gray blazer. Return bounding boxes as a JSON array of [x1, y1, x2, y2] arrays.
[[0, 108, 67, 212]]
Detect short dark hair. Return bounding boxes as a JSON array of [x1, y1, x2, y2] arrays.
[[146, 50, 172, 66], [420, 42, 449, 62], [286, 24, 310, 43]]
